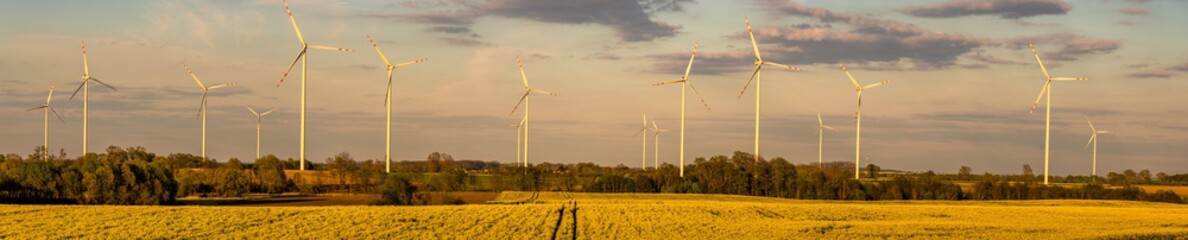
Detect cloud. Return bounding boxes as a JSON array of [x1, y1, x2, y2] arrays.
[[440, 36, 490, 46], [1167, 61, 1188, 72], [1127, 72, 1172, 79], [387, 0, 692, 42], [1117, 6, 1149, 15], [129, 1, 268, 48], [646, 50, 751, 75], [1117, 20, 1137, 25], [1128, 62, 1150, 69], [745, 0, 988, 69], [898, 0, 1073, 19], [1000, 32, 1120, 61]]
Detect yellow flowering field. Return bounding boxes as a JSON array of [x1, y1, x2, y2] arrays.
[[1, 192, 1186, 239]]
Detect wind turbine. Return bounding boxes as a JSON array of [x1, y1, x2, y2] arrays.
[[509, 116, 526, 166], [185, 65, 235, 160], [246, 106, 277, 159], [652, 43, 709, 177], [276, 0, 355, 171], [27, 83, 65, 159], [815, 113, 834, 168], [70, 41, 117, 155], [508, 56, 559, 167], [1026, 43, 1087, 185], [737, 17, 801, 161], [1084, 116, 1110, 178], [839, 63, 891, 180], [651, 120, 669, 170], [633, 113, 650, 169], [367, 34, 427, 173]]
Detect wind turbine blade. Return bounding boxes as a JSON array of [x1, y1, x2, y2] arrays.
[[532, 88, 559, 96], [89, 78, 117, 91], [651, 120, 659, 130], [652, 79, 685, 86], [69, 81, 85, 100], [394, 59, 427, 68], [81, 42, 90, 76], [197, 93, 207, 119], [282, 0, 306, 45], [686, 81, 710, 110], [682, 42, 699, 81], [508, 91, 530, 116], [309, 44, 355, 52], [745, 17, 762, 61], [246, 106, 260, 116], [1029, 43, 1052, 80], [634, 127, 648, 137], [738, 65, 761, 99], [384, 70, 393, 105], [1052, 77, 1088, 81], [862, 80, 892, 89], [278, 49, 306, 87], [817, 113, 823, 126], [184, 64, 206, 89], [261, 108, 277, 116], [50, 107, 66, 124], [208, 82, 233, 90], [366, 34, 393, 66], [823, 125, 836, 131], [45, 85, 55, 105], [1085, 116, 1096, 132], [26, 106, 47, 111], [764, 62, 801, 71], [1097, 130, 1111, 134], [517, 56, 530, 87], [1029, 81, 1050, 114], [1084, 134, 1096, 149], [840, 63, 861, 89]]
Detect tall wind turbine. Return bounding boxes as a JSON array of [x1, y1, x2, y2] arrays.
[[27, 83, 65, 159], [367, 34, 427, 173], [651, 120, 669, 170], [185, 65, 235, 160], [737, 17, 801, 161], [246, 106, 276, 159], [509, 116, 526, 166], [508, 56, 559, 167], [652, 43, 709, 177], [634, 113, 650, 169], [1026, 43, 1087, 185], [815, 113, 834, 168], [276, 0, 354, 170], [69, 42, 118, 155], [839, 63, 891, 180], [1084, 116, 1110, 178]]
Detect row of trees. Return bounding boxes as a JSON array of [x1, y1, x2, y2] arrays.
[[0, 146, 176, 204]]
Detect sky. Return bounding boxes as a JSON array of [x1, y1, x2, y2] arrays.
[[1, 0, 1187, 175]]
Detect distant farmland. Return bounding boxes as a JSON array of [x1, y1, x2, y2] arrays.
[[2, 192, 1187, 239]]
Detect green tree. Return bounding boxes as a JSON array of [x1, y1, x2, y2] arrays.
[[254, 155, 288, 194], [378, 174, 417, 205]]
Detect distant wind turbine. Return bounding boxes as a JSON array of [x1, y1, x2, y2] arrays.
[[27, 83, 65, 159], [652, 43, 709, 177], [246, 105, 277, 159], [737, 17, 801, 161], [276, 0, 355, 170], [367, 34, 427, 173], [815, 113, 834, 168], [634, 113, 649, 169], [69, 42, 118, 155], [651, 120, 669, 170], [1084, 116, 1110, 178], [1026, 43, 1087, 185], [185, 65, 235, 160], [508, 56, 559, 167], [839, 63, 891, 180], [509, 116, 526, 166]]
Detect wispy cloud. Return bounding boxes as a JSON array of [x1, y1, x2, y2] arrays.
[[898, 0, 1074, 19], [383, 0, 692, 42]]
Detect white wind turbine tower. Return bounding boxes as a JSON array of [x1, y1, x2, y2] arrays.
[[276, 0, 355, 170], [509, 116, 526, 166], [815, 113, 834, 168], [367, 34, 427, 173], [185, 65, 235, 160], [69, 42, 118, 155], [1084, 116, 1110, 178], [651, 120, 669, 170], [27, 83, 65, 159], [737, 17, 801, 161], [633, 113, 650, 169], [839, 63, 891, 180], [246, 106, 277, 159], [508, 56, 559, 167], [652, 43, 709, 177], [1026, 43, 1087, 185]]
